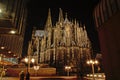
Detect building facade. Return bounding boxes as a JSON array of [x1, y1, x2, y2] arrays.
[[31, 9, 92, 74], [0, 0, 28, 65], [93, 0, 120, 80]]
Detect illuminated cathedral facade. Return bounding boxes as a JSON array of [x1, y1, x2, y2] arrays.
[[31, 8, 92, 70]]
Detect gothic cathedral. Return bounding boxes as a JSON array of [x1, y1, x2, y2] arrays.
[[30, 8, 92, 74]]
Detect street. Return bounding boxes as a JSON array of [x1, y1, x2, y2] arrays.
[[2, 76, 78, 80], [1, 76, 105, 80]]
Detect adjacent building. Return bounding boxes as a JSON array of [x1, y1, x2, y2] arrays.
[[93, 0, 120, 80], [0, 0, 28, 65]]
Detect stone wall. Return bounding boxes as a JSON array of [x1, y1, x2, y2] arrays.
[[6, 67, 56, 77]]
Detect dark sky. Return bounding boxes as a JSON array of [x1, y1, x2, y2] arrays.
[[23, 0, 101, 57], [26, 0, 99, 27]]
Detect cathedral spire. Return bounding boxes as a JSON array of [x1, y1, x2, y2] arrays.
[[64, 13, 69, 23], [65, 13, 68, 19], [58, 8, 64, 22], [45, 8, 52, 30], [74, 19, 77, 25], [80, 21, 82, 27]]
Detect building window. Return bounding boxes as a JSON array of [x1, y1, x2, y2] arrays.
[[117, 0, 120, 10], [103, 10, 108, 22], [99, 3, 103, 25], [110, 0, 118, 14], [102, 0, 108, 23], [106, 0, 112, 17], [97, 17, 102, 27], [94, 10, 99, 28], [100, 1, 105, 24]]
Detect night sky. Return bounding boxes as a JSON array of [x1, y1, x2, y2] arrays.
[[22, 0, 101, 57]]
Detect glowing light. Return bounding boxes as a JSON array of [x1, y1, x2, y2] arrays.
[[95, 60, 98, 64], [98, 74, 102, 77], [87, 60, 98, 65], [87, 61, 90, 64], [0, 57, 1, 61], [1, 46, 5, 49], [34, 65, 39, 71], [65, 66, 71, 70], [87, 74, 89, 76], [24, 57, 35, 63], [0, 9, 2, 13], [8, 51, 11, 53], [13, 54, 16, 56], [24, 58, 28, 63], [10, 30, 16, 34], [31, 58, 35, 63]]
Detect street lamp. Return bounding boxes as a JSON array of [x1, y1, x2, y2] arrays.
[[65, 66, 71, 76], [87, 59, 98, 80], [24, 57, 35, 72], [33, 65, 39, 76]]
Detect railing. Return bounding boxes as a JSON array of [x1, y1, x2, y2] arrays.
[[85, 73, 105, 80]]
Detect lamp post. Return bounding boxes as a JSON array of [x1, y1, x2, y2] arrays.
[[65, 66, 71, 76], [33, 65, 39, 76], [24, 57, 35, 72], [87, 59, 98, 80]]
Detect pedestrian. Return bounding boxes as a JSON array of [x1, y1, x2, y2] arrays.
[[26, 71, 30, 80], [19, 71, 25, 80], [0, 68, 6, 80]]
